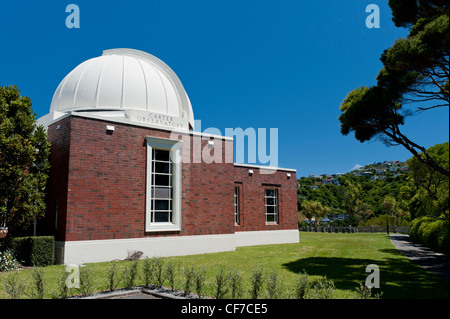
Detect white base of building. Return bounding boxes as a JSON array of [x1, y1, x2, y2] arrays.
[[56, 230, 300, 264]]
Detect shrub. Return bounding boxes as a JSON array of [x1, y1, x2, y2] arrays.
[[10, 236, 55, 266], [229, 269, 244, 299], [0, 249, 20, 271], [106, 262, 120, 291], [183, 265, 196, 296], [294, 270, 310, 299], [212, 267, 229, 299], [194, 267, 207, 299], [409, 217, 449, 255], [28, 267, 45, 299], [165, 259, 177, 291], [141, 257, 156, 287], [2, 270, 26, 299], [249, 267, 264, 299], [122, 260, 139, 288], [79, 265, 94, 296]]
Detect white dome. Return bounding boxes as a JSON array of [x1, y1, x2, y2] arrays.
[[50, 49, 194, 129]]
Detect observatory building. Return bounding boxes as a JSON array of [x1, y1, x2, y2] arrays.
[[37, 49, 298, 264]]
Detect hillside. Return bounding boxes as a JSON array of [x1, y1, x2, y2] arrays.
[[297, 161, 410, 226]]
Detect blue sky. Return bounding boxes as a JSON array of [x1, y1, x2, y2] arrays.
[[1, 0, 448, 177]]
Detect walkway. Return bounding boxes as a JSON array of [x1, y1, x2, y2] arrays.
[[390, 233, 449, 281]]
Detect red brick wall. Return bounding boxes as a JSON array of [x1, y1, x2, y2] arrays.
[[43, 115, 297, 242], [233, 166, 298, 232]]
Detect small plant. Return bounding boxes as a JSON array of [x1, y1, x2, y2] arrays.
[[308, 277, 335, 299], [78, 265, 94, 296], [56, 267, 70, 299], [106, 262, 120, 291], [28, 267, 45, 299], [141, 257, 156, 287], [183, 265, 196, 296], [213, 267, 229, 299], [355, 282, 383, 299], [194, 267, 207, 299], [294, 270, 310, 299], [154, 257, 165, 288], [165, 259, 177, 291], [0, 249, 20, 271], [229, 269, 244, 299], [2, 270, 26, 299], [124, 250, 143, 261], [122, 260, 139, 288], [266, 270, 283, 299], [249, 267, 264, 299]]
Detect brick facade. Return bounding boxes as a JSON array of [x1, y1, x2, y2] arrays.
[[42, 115, 297, 242]]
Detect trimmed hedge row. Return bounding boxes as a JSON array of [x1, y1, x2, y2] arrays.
[[409, 217, 449, 255], [10, 236, 55, 267]]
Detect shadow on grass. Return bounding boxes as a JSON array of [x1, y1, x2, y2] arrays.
[[282, 256, 449, 299]]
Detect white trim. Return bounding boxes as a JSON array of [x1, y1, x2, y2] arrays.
[[54, 229, 299, 264], [233, 163, 297, 173], [56, 234, 236, 264], [145, 136, 182, 232], [235, 229, 299, 247]]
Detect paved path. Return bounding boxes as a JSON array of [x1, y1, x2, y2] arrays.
[[390, 233, 449, 281]]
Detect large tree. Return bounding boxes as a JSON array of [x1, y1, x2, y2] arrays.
[[339, 0, 449, 177], [0, 85, 51, 235]]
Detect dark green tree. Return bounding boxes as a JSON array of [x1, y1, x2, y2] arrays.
[[338, 1, 449, 177], [0, 85, 51, 235]]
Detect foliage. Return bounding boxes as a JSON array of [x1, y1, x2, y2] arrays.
[[249, 266, 264, 299], [9, 236, 55, 267], [338, 2, 449, 177], [1, 270, 25, 299], [0, 85, 51, 234], [407, 142, 449, 219], [106, 262, 119, 291], [212, 267, 229, 299], [0, 249, 20, 271], [409, 216, 449, 254], [298, 173, 411, 226]]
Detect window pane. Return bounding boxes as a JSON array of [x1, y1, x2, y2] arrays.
[[154, 161, 170, 174], [265, 189, 275, 197], [266, 206, 275, 215], [153, 149, 170, 161], [266, 214, 275, 223], [154, 174, 170, 186], [154, 211, 170, 223], [152, 187, 171, 199], [155, 200, 170, 211], [266, 197, 275, 206]]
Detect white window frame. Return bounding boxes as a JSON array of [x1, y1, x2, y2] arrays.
[[145, 136, 182, 232], [264, 188, 278, 224], [234, 187, 240, 225]]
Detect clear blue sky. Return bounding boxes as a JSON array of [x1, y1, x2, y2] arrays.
[[1, 0, 448, 177]]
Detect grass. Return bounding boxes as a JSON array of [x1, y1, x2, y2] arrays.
[[0, 232, 448, 299]]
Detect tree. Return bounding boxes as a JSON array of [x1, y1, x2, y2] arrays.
[[382, 195, 408, 228], [301, 200, 327, 225], [0, 85, 51, 235], [407, 142, 449, 219], [338, 1, 449, 177]]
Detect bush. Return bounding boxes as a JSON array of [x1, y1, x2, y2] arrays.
[[409, 217, 449, 255], [0, 249, 20, 271], [10, 236, 55, 266]]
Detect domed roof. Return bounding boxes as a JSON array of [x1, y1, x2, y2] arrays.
[[50, 49, 194, 129]]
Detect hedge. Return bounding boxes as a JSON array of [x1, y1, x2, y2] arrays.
[[409, 217, 449, 255], [10, 236, 55, 267]]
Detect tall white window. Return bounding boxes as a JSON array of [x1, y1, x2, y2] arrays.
[[146, 136, 182, 232], [234, 187, 240, 225], [150, 149, 173, 223], [264, 189, 278, 223]]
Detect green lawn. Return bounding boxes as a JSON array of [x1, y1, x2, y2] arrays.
[[0, 232, 448, 299]]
